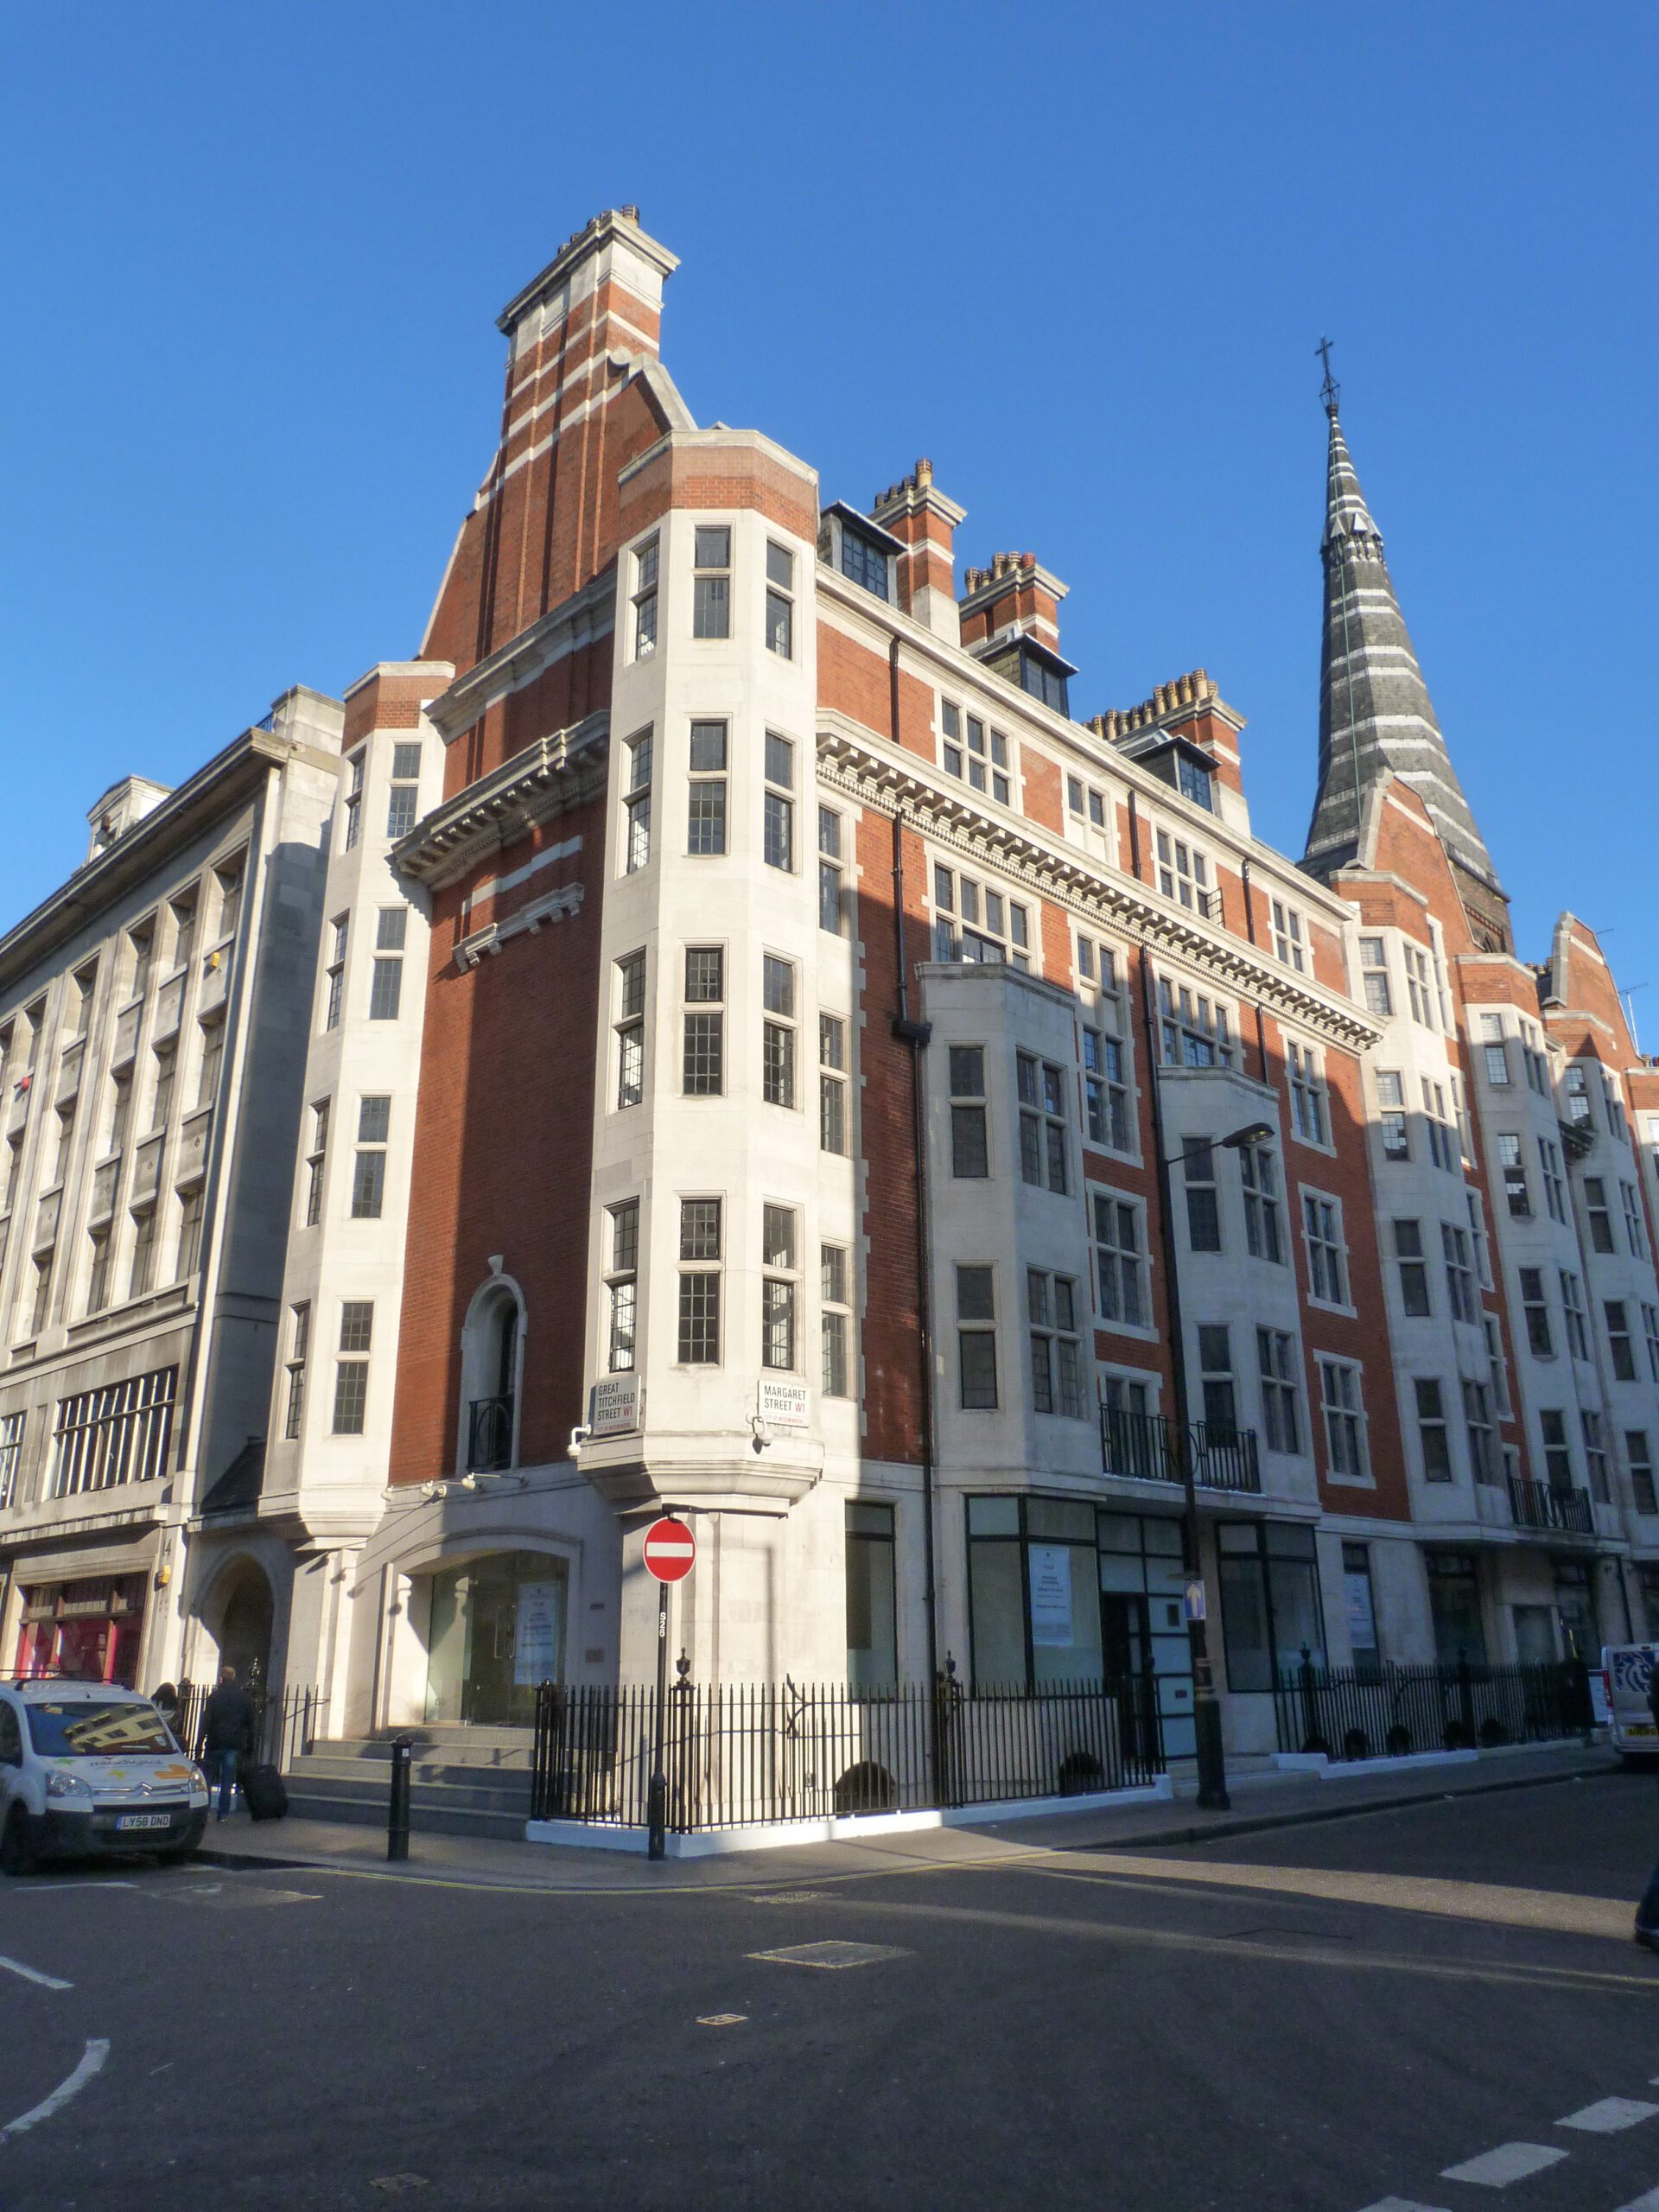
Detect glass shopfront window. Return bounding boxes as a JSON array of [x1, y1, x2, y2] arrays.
[[15, 1575, 146, 1687], [845, 1502, 898, 1690], [1642, 1569, 1659, 1646], [423, 1551, 568, 1726], [967, 1496, 1103, 1688], [1216, 1522, 1326, 1693]]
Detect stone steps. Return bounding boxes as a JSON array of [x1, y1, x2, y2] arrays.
[[283, 1734, 536, 1842]]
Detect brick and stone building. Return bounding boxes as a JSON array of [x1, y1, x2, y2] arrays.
[[245, 207, 1659, 1762], [10, 209, 1659, 1792]]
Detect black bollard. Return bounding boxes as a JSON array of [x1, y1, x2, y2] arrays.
[[387, 1734, 414, 1862]]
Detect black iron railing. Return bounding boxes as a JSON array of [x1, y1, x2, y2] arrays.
[[531, 1671, 1165, 1830], [467, 1395, 515, 1472], [1102, 1405, 1262, 1494], [171, 1681, 327, 1771], [1507, 1474, 1594, 1537], [1273, 1649, 1592, 1761]]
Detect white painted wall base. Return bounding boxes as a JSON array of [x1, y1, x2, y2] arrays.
[[524, 1772, 1175, 1858], [1277, 1745, 1498, 1778]]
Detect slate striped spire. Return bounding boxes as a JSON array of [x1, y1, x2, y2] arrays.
[[1303, 393, 1511, 950]]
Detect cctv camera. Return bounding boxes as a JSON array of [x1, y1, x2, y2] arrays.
[[568, 1424, 592, 1461]]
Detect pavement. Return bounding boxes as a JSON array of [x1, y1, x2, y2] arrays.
[[195, 1737, 1618, 1891], [2, 1751, 1657, 2210]]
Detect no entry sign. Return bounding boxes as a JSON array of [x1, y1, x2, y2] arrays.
[[643, 1516, 696, 1584]]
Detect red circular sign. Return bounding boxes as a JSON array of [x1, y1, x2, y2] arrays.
[[643, 1516, 696, 1583]]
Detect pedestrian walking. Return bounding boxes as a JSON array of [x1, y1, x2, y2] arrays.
[[1634, 1662, 1659, 1949], [199, 1666, 257, 1821], [150, 1681, 181, 1744]]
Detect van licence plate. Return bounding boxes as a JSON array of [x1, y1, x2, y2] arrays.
[[115, 1814, 171, 1833]]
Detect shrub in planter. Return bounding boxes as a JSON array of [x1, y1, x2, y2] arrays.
[[1342, 1726, 1372, 1762], [1057, 1750, 1106, 1797], [834, 1761, 898, 1815], [1385, 1724, 1413, 1758]]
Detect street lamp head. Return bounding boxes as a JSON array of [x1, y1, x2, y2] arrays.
[[1219, 1122, 1275, 1149]]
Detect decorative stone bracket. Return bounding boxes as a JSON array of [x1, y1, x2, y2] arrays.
[[454, 882, 585, 970]]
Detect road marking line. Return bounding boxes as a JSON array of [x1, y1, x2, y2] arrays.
[[0, 1955, 71, 1991], [1440, 2143, 1567, 2186], [696, 2013, 747, 2026], [1611, 2190, 1659, 2211], [1355, 2198, 1452, 2211], [19, 1880, 137, 1893], [1558, 2098, 1659, 2133], [0, 2039, 110, 2145], [1046, 1851, 1634, 1942], [748, 1940, 909, 1969]]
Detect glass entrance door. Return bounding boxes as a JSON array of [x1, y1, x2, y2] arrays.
[[1098, 1514, 1193, 1759], [423, 1552, 568, 1726]]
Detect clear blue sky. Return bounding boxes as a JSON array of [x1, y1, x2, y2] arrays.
[[4, 4, 1654, 1027]]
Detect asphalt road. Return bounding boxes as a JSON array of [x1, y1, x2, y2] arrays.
[[3, 1768, 1659, 2212]]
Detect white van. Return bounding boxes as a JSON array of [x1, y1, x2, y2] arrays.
[[0, 1679, 211, 1873], [1600, 1643, 1659, 1762]]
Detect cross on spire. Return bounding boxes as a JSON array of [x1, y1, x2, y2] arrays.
[[1316, 335, 1340, 417]]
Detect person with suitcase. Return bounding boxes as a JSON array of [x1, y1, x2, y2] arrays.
[[198, 1667, 256, 1821], [240, 1758, 289, 1822]]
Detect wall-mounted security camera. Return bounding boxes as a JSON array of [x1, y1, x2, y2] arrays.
[[568, 1424, 592, 1461], [749, 1414, 772, 1457]]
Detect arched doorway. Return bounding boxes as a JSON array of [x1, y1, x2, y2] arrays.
[[216, 1563, 274, 1695]]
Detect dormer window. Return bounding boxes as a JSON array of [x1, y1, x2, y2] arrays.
[[982, 636, 1073, 717], [1177, 754, 1214, 811], [817, 505, 900, 604], [1121, 731, 1217, 815], [840, 524, 890, 601]]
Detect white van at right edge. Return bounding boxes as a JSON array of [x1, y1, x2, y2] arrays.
[[1602, 1643, 1659, 1761]]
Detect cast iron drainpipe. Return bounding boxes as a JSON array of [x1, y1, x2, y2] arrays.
[[888, 639, 944, 1793]]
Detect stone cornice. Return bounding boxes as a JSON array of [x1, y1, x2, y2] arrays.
[[817, 721, 1379, 1052], [0, 727, 302, 997], [394, 713, 609, 892], [425, 571, 616, 745], [814, 569, 1354, 928]]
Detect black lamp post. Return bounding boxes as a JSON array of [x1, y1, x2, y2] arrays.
[[1137, 1000, 1276, 1813], [1149, 1119, 1269, 1812]]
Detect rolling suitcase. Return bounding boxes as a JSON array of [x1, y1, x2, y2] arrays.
[[241, 1763, 289, 1822]]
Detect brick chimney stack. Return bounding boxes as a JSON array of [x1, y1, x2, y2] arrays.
[[957, 550, 1068, 654], [423, 208, 683, 672], [871, 458, 967, 643]]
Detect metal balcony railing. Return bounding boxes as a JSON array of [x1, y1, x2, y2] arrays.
[[1507, 1473, 1593, 1538], [1102, 1406, 1262, 1495], [467, 1395, 515, 1472]]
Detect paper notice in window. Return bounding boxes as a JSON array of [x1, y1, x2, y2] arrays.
[[514, 1581, 563, 1686], [1028, 1544, 1074, 1647]]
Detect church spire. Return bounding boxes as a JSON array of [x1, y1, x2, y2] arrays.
[[1303, 365, 1511, 952]]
